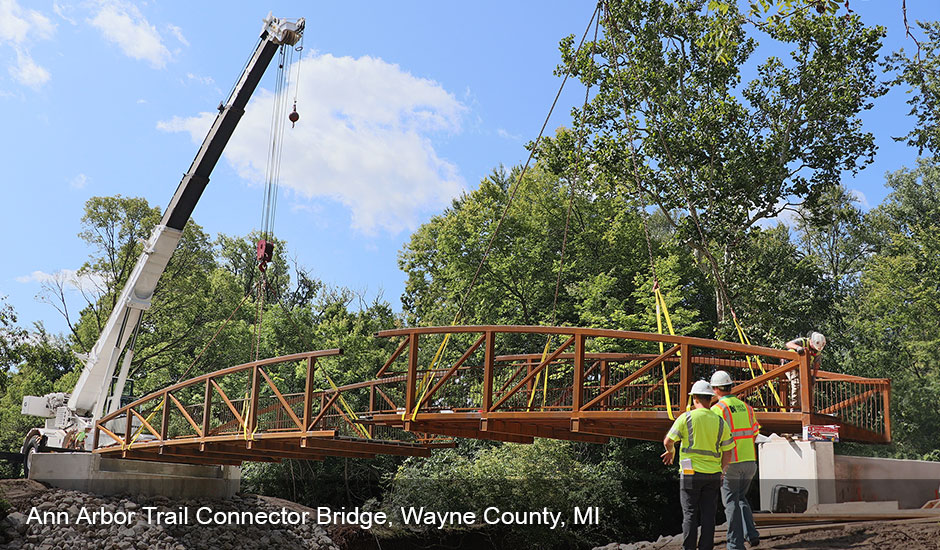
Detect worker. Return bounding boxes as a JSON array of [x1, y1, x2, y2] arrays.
[[73, 426, 90, 450], [784, 331, 826, 409], [662, 380, 735, 550], [710, 371, 761, 550]]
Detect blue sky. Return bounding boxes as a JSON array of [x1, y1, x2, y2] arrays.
[[0, 0, 934, 336]]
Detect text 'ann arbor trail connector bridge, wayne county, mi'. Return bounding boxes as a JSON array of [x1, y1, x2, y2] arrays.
[[19, 11, 892, 473]]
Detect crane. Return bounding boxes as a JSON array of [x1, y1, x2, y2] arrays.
[[20, 13, 305, 474]]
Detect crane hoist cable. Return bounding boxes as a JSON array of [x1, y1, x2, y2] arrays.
[[251, 39, 302, 364], [601, 1, 781, 410], [404, 3, 602, 421]]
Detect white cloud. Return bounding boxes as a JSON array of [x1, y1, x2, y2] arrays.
[[0, 0, 55, 88], [497, 128, 522, 141], [0, 0, 55, 43], [52, 1, 78, 25], [166, 23, 188, 47], [9, 47, 50, 88], [88, 0, 170, 69], [17, 269, 105, 294], [186, 72, 214, 86], [158, 53, 467, 234], [848, 188, 870, 209], [69, 173, 88, 189]]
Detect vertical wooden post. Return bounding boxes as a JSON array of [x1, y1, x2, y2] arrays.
[[124, 408, 132, 450], [799, 350, 812, 427], [160, 391, 170, 441], [572, 333, 585, 412], [526, 360, 533, 394], [201, 378, 212, 448], [679, 344, 691, 412], [303, 357, 316, 432], [369, 383, 376, 438], [483, 331, 495, 412], [93, 425, 100, 450], [600, 360, 609, 411], [882, 381, 892, 440], [405, 332, 420, 415]]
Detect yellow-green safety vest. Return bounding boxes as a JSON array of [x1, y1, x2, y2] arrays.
[[666, 408, 735, 474], [711, 395, 760, 463]]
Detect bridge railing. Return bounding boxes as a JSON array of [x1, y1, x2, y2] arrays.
[[94, 349, 345, 451], [370, 326, 891, 441]]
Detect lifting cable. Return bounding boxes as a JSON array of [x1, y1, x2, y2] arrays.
[[528, 9, 600, 412], [602, 1, 780, 410], [405, 3, 602, 421], [601, 1, 678, 419]]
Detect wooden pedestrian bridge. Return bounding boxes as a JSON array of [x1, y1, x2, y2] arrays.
[[94, 326, 891, 466]]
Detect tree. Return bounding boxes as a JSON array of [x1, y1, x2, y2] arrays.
[[841, 159, 940, 457], [0, 297, 28, 391], [793, 185, 875, 292], [885, 21, 940, 155], [548, 0, 885, 328]]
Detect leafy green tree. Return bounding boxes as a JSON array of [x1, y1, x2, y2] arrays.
[[841, 159, 940, 457], [0, 298, 28, 391], [549, 0, 885, 327], [794, 185, 875, 292], [885, 21, 940, 155]]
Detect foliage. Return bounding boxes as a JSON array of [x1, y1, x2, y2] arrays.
[[884, 21, 940, 155], [840, 159, 940, 457], [550, 0, 884, 323], [380, 438, 660, 549]]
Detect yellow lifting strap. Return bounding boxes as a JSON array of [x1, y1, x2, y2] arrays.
[[319, 368, 371, 439], [240, 388, 259, 441], [526, 337, 553, 411], [407, 312, 461, 421], [731, 314, 784, 410], [126, 399, 164, 449], [653, 284, 676, 420]]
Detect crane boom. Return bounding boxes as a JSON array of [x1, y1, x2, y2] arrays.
[[23, 15, 305, 445]]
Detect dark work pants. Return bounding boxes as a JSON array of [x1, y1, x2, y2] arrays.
[[680, 472, 722, 550]]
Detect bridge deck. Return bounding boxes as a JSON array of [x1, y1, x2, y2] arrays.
[[94, 326, 891, 465]]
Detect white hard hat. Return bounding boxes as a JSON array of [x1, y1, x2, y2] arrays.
[[810, 331, 827, 351], [690, 380, 715, 396], [710, 370, 733, 388]]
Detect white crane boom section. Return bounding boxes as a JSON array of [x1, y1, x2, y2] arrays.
[[64, 14, 305, 419]]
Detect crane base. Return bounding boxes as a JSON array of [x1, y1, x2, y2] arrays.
[[28, 452, 240, 499]]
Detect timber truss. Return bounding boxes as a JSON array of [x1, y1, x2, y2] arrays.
[[94, 326, 891, 466]]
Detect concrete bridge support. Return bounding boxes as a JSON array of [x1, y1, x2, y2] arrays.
[[28, 452, 241, 499]]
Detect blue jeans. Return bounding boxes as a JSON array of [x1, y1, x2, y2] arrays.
[[721, 461, 759, 549]]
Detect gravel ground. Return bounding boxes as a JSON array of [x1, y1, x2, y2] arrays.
[[0, 480, 340, 550]]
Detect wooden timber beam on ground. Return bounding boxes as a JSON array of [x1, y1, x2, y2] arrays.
[[754, 510, 940, 525]]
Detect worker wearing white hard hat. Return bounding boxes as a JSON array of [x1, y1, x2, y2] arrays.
[[662, 380, 734, 550], [784, 331, 827, 409], [710, 371, 761, 550]]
